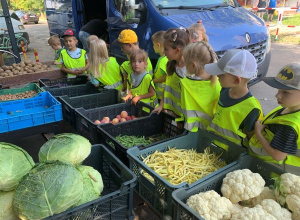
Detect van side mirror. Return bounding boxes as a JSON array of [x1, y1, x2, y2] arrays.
[[120, 0, 145, 24]]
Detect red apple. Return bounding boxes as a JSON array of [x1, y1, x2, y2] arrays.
[[131, 115, 137, 119], [120, 111, 128, 118], [116, 115, 121, 120], [102, 117, 110, 123], [112, 118, 119, 124], [125, 116, 131, 121], [94, 120, 101, 125], [120, 118, 127, 122]]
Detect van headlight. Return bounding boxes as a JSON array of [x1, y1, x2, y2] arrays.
[[18, 25, 25, 30], [266, 29, 271, 53]]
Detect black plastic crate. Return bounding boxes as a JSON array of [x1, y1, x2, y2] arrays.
[[60, 89, 119, 129], [44, 144, 137, 220], [76, 101, 154, 145], [41, 82, 100, 98], [99, 112, 186, 166], [172, 154, 285, 220], [39, 76, 88, 88], [127, 130, 247, 219]]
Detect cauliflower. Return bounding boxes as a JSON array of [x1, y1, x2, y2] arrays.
[[286, 194, 300, 214], [231, 206, 277, 220], [259, 199, 292, 220], [186, 190, 233, 220], [221, 169, 265, 203], [230, 203, 243, 215], [246, 187, 276, 207], [274, 173, 300, 206]]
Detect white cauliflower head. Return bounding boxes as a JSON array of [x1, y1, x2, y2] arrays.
[[186, 190, 233, 220], [286, 194, 300, 213], [259, 199, 292, 220], [274, 173, 300, 206], [246, 187, 276, 207], [231, 206, 277, 220], [221, 169, 265, 203]]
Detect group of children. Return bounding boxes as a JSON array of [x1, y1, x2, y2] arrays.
[[47, 22, 300, 175]]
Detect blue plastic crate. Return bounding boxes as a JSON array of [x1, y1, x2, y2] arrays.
[[0, 92, 62, 133]]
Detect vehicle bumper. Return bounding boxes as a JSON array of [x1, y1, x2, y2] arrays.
[[249, 50, 271, 86]]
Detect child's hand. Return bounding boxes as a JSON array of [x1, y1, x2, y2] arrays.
[[131, 96, 140, 105], [124, 94, 132, 102], [152, 105, 163, 115], [54, 61, 61, 65], [254, 120, 266, 136]]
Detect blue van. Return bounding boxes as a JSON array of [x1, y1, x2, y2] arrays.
[[45, 0, 271, 85]]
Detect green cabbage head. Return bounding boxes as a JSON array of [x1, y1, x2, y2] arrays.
[[38, 133, 91, 165], [13, 161, 83, 220], [0, 142, 35, 191], [0, 191, 19, 220], [76, 165, 104, 206]]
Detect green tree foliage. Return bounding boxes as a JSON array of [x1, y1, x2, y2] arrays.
[[8, 0, 45, 12]]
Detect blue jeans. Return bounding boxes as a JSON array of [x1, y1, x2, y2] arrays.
[[78, 31, 90, 52]]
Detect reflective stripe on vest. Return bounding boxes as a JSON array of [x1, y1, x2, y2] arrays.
[[154, 56, 168, 99], [130, 73, 157, 105], [248, 106, 300, 175], [207, 96, 263, 150], [164, 85, 181, 100], [96, 57, 122, 90], [180, 78, 221, 132], [61, 49, 87, 78]]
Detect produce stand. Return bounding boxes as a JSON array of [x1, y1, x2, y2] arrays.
[[0, 83, 42, 101], [44, 144, 137, 220], [0, 68, 65, 88], [171, 154, 285, 220], [76, 101, 153, 145], [127, 130, 247, 219]]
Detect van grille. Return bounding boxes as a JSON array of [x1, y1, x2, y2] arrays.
[[216, 40, 267, 65]]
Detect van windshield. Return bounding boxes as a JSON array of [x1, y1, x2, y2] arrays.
[[153, 0, 236, 8]]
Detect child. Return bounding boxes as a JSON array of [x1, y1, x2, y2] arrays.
[[153, 28, 190, 117], [116, 29, 153, 92], [86, 35, 98, 51], [205, 49, 263, 150], [189, 20, 208, 43], [124, 49, 156, 106], [60, 29, 90, 78], [181, 41, 221, 132], [88, 38, 123, 90], [48, 35, 64, 67], [151, 31, 168, 101], [249, 63, 300, 174]]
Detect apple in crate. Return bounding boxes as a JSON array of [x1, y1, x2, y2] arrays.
[[112, 118, 119, 124], [125, 116, 131, 121], [120, 111, 128, 118], [116, 115, 121, 120], [131, 115, 137, 120], [94, 120, 101, 125], [101, 117, 110, 124], [120, 118, 127, 123]]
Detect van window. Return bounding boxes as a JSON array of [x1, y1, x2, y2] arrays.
[[152, 0, 236, 7]]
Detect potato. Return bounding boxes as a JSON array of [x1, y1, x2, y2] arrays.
[[5, 70, 12, 73], [24, 61, 32, 65], [42, 65, 48, 69], [8, 66, 13, 70], [2, 65, 9, 70], [20, 63, 26, 68], [8, 72, 13, 76], [20, 61, 25, 65], [12, 63, 17, 67], [16, 67, 22, 71], [0, 72, 5, 76], [0, 68, 4, 73]]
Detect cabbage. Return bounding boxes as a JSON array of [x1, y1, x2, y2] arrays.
[[76, 165, 104, 206], [38, 133, 91, 165], [0, 142, 35, 191], [13, 161, 83, 220], [0, 191, 19, 220]]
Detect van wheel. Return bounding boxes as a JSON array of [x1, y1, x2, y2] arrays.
[[35, 21, 38, 24]]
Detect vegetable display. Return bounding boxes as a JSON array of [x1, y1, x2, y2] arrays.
[[0, 91, 38, 101], [142, 147, 226, 185], [115, 135, 153, 148], [38, 133, 91, 165], [0, 142, 35, 191], [0, 61, 51, 78], [13, 161, 84, 220], [94, 110, 137, 125], [185, 170, 300, 220]]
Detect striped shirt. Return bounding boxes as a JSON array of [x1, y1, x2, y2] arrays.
[[268, 108, 298, 155]]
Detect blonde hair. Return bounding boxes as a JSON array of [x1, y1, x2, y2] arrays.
[[87, 35, 98, 49], [48, 35, 61, 45], [164, 28, 190, 75], [183, 41, 218, 85], [190, 20, 208, 43], [88, 38, 109, 78], [151, 31, 165, 44], [129, 49, 148, 67]]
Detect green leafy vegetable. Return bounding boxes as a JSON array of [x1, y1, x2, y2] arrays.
[[76, 165, 104, 206], [0, 142, 35, 191], [13, 161, 83, 220], [38, 133, 91, 165]]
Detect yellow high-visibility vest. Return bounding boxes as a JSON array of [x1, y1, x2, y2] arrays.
[[153, 56, 168, 99], [61, 49, 87, 78]]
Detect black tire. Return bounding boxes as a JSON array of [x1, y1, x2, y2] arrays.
[[35, 21, 38, 24]]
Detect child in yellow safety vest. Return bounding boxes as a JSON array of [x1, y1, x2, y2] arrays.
[[181, 41, 221, 132], [116, 29, 153, 92], [204, 49, 263, 150], [151, 31, 168, 102], [249, 63, 300, 175], [124, 49, 156, 106], [189, 20, 209, 43], [152, 28, 190, 118], [60, 29, 90, 78], [48, 35, 64, 68], [88, 38, 123, 90]]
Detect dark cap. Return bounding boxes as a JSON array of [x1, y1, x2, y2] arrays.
[[61, 29, 74, 38]]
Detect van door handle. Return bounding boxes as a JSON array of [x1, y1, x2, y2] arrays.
[[67, 21, 73, 25]]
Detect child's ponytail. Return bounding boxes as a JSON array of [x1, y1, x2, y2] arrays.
[[89, 38, 109, 78]]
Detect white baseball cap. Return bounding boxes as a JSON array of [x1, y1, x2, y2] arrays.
[[263, 63, 300, 90], [205, 49, 257, 79]]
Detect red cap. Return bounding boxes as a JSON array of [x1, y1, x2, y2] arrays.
[[62, 29, 74, 37]]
